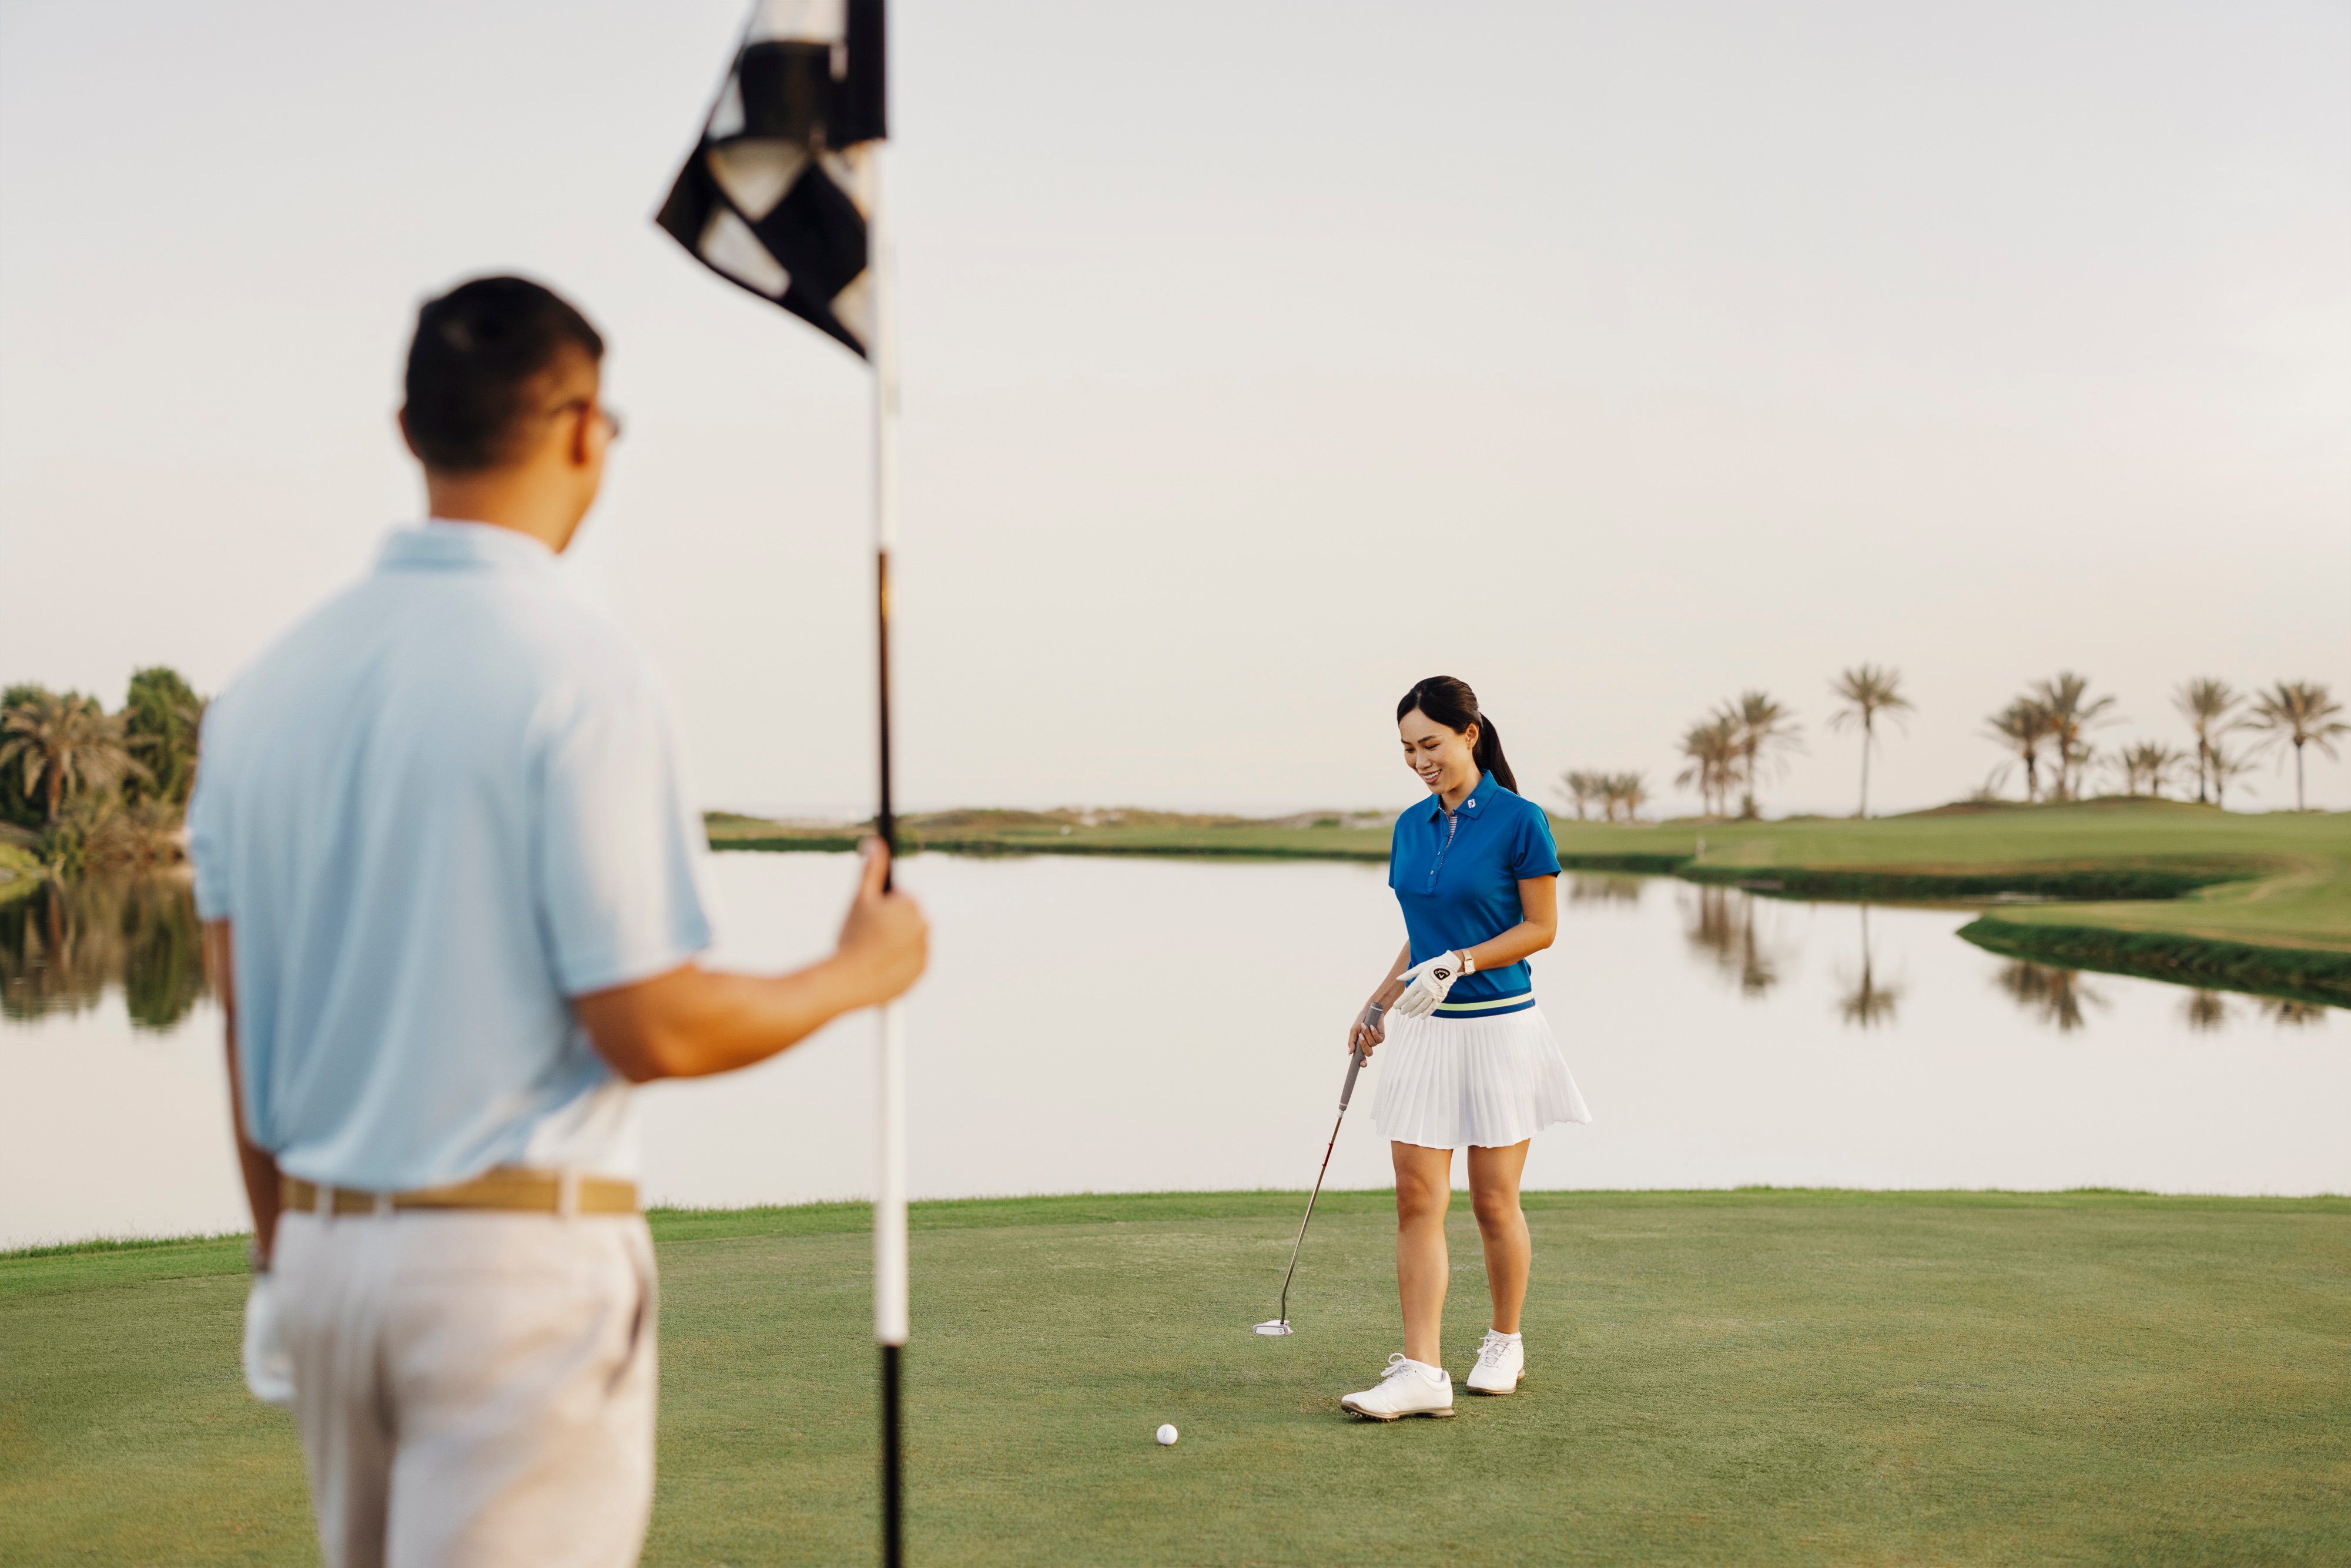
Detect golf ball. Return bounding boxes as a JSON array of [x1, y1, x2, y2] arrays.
[[1155, 1423, 1179, 1446]]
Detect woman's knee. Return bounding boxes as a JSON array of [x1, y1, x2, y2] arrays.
[[1393, 1167, 1450, 1225], [1469, 1188, 1522, 1231]]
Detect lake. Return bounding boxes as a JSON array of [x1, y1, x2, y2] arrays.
[[2, 853, 2343, 1248]]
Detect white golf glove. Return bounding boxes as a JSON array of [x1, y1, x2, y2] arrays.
[[1392, 950, 1472, 1018], [242, 1274, 296, 1409]]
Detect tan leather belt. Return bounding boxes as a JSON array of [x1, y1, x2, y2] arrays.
[[284, 1168, 639, 1217]]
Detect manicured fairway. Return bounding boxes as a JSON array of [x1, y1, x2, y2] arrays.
[[5, 1190, 2350, 1566]]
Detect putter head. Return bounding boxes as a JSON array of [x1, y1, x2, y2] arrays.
[[1252, 1319, 1294, 1336]]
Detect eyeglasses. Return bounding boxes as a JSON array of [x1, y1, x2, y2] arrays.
[[548, 398, 624, 443]]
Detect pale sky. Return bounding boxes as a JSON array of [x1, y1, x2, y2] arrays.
[[4, 0, 2346, 817]]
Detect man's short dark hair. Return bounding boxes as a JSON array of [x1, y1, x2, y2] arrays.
[[403, 276, 605, 473]]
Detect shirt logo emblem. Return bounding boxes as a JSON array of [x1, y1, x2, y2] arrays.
[[1465, 799, 1476, 807]]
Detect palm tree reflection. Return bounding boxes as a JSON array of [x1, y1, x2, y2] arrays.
[[2180, 990, 2231, 1032], [1565, 874, 1646, 906], [1838, 905, 1903, 1028], [1993, 960, 2106, 1033], [0, 876, 208, 1030], [1683, 885, 1779, 996]]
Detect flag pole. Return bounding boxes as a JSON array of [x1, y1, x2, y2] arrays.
[[864, 138, 909, 1568]]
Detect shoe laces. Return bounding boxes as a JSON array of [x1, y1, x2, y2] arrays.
[[1475, 1331, 1515, 1369], [1378, 1352, 1425, 1382]]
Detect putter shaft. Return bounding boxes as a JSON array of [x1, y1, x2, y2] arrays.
[[1272, 1045, 1366, 1327]]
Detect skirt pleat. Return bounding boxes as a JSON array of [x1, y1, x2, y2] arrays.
[[1372, 1004, 1592, 1150]]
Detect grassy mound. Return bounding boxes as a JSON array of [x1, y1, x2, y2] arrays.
[[7, 1190, 2351, 1565]]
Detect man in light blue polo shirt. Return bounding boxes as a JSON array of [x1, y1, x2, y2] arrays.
[[190, 276, 927, 1568]]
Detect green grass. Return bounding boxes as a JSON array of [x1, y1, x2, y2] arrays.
[[8, 1190, 2351, 1565], [0, 841, 41, 906], [1555, 800, 2351, 1000]]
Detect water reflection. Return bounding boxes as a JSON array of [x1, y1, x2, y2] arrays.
[[1682, 884, 1780, 995], [2181, 990, 2231, 1032], [1837, 905, 1903, 1030], [1565, 873, 1646, 906], [0, 876, 209, 1031], [1993, 960, 2108, 1033], [2259, 998, 2330, 1029]]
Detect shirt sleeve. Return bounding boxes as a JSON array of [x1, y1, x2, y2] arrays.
[[533, 673, 714, 997], [186, 732, 231, 921], [1509, 803, 1563, 879]]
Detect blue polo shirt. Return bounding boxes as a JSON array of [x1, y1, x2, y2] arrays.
[[1387, 773, 1560, 1017], [187, 521, 712, 1192]]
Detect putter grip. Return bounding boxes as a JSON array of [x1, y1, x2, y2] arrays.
[[1337, 1044, 1365, 1113]]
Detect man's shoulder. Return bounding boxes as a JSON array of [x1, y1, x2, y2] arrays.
[[213, 559, 655, 745]]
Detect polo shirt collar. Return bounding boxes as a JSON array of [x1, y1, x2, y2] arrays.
[[378, 520, 560, 575], [1421, 770, 1501, 821]]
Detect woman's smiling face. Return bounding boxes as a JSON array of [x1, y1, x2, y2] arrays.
[[1398, 707, 1481, 798]]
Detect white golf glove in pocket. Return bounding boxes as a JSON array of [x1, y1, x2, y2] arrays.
[[242, 1274, 296, 1409], [1392, 951, 1470, 1018]]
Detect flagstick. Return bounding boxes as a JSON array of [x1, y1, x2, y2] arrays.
[[864, 140, 909, 1568]]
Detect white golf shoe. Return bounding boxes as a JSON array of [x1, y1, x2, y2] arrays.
[[1465, 1330, 1524, 1395], [1339, 1355, 1455, 1420]]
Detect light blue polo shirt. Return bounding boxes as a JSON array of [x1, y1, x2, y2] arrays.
[[187, 521, 712, 1191], [1387, 772, 1560, 1017]]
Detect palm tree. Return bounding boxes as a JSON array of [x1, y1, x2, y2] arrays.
[[2029, 674, 2117, 802], [1674, 716, 1740, 818], [122, 665, 206, 806], [1825, 665, 1911, 819], [1720, 691, 1801, 820], [1983, 699, 2055, 802], [0, 690, 148, 824], [1555, 770, 1606, 822], [2118, 740, 2187, 799], [2208, 735, 2257, 809], [2246, 681, 2348, 812], [2172, 678, 2240, 805], [1603, 771, 1649, 823]]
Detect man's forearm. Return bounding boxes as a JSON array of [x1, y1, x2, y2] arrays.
[[578, 953, 889, 1083], [206, 919, 282, 1264], [239, 1138, 283, 1264]]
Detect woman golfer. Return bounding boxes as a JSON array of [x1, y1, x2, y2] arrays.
[[1339, 676, 1591, 1420]]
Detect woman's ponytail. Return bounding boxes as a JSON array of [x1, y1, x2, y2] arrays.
[[1396, 675, 1518, 795]]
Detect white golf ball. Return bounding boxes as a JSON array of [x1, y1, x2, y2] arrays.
[[1154, 1423, 1179, 1446]]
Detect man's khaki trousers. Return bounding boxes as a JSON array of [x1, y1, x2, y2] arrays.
[[274, 1207, 658, 1568]]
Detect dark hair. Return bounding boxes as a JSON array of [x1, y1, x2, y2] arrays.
[[403, 276, 605, 473], [1396, 675, 1518, 795]]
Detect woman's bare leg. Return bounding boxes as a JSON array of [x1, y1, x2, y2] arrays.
[[1466, 1140, 1532, 1334], [1391, 1141, 1454, 1366]]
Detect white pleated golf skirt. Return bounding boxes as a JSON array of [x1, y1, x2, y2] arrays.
[[1372, 1003, 1592, 1150]]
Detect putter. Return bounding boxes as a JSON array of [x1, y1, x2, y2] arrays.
[[1254, 1041, 1369, 1336]]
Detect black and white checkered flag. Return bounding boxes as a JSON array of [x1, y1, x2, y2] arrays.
[[657, 0, 887, 356]]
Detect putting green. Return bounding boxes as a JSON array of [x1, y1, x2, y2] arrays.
[[5, 1190, 2349, 1565]]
